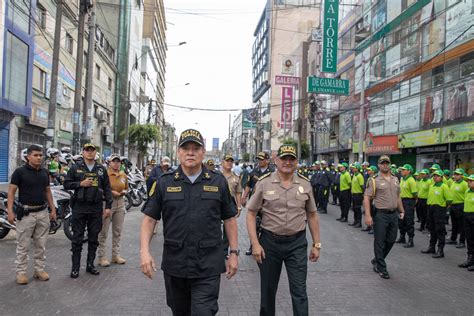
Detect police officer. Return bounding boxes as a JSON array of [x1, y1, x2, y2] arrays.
[[317, 160, 332, 214], [458, 175, 474, 271], [7, 144, 57, 285], [447, 169, 468, 248], [417, 169, 430, 232], [329, 163, 339, 205], [364, 155, 405, 279], [140, 129, 238, 315], [421, 170, 453, 258], [146, 156, 172, 195], [64, 143, 113, 278], [242, 151, 274, 256], [310, 162, 321, 208], [350, 163, 364, 228], [246, 144, 321, 316], [337, 163, 352, 222], [362, 166, 378, 233], [397, 164, 418, 248]]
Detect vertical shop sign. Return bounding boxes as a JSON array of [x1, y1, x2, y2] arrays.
[[281, 86, 293, 129], [322, 0, 339, 72]]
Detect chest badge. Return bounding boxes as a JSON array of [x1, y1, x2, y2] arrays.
[[174, 172, 180, 180], [98, 169, 104, 176], [203, 185, 218, 192], [167, 186, 182, 192], [298, 186, 304, 194], [204, 173, 211, 179]]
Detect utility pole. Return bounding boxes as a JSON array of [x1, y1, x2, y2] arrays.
[[358, 59, 366, 163], [47, 0, 64, 148], [73, 1, 88, 153], [82, 4, 96, 145]]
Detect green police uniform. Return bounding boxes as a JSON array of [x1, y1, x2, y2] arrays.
[[417, 172, 430, 231], [338, 167, 352, 222], [460, 187, 474, 270], [350, 171, 364, 226], [399, 172, 418, 243], [448, 177, 468, 246]]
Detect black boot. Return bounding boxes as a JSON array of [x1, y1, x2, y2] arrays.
[[468, 265, 474, 271], [71, 252, 81, 278], [395, 236, 406, 244], [86, 253, 100, 275], [421, 245, 436, 254], [354, 222, 362, 228], [456, 242, 465, 249], [361, 226, 371, 232], [432, 247, 444, 258], [446, 239, 457, 245], [348, 221, 356, 226], [458, 255, 474, 268], [403, 238, 414, 248], [336, 217, 343, 221], [340, 217, 348, 223]]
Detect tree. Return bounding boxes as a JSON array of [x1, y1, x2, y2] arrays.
[[128, 124, 161, 168], [242, 153, 250, 162]]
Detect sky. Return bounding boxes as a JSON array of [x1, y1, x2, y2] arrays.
[[164, 0, 267, 150]]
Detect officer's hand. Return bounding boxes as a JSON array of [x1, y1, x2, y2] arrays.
[[252, 243, 266, 264], [309, 248, 320, 262], [225, 254, 238, 279], [365, 215, 373, 227], [103, 208, 112, 218], [49, 209, 57, 221], [80, 178, 93, 187], [140, 251, 157, 279], [399, 212, 405, 220], [7, 211, 15, 225]]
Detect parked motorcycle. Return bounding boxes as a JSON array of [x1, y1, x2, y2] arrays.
[[0, 191, 17, 239]]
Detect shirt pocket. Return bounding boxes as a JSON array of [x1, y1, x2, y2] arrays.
[[201, 192, 221, 216], [263, 193, 279, 208], [163, 193, 185, 211], [293, 192, 309, 208]]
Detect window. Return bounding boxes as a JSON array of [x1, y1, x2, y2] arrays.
[[33, 66, 47, 93], [8, 0, 30, 34], [95, 64, 101, 80], [4, 32, 28, 106], [38, 5, 47, 29], [108, 77, 113, 91], [444, 59, 459, 83], [432, 65, 444, 87], [460, 52, 474, 77], [65, 33, 73, 54]]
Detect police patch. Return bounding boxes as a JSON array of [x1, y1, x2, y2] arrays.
[[167, 186, 182, 192], [98, 169, 104, 176], [149, 182, 157, 196], [203, 186, 219, 192]]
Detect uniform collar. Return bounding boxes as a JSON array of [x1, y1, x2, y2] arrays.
[[272, 171, 300, 184], [434, 181, 443, 187], [108, 168, 120, 176], [173, 164, 212, 183]]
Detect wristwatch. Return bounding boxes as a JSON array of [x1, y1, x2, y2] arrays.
[[229, 249, 240, 256], [312, 242, 322, 250]]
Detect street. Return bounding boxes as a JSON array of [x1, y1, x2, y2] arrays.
[[0, 204, 473, 316]]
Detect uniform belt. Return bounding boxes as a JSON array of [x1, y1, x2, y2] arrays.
[[262, 229, 305, 243], [23, 204, 48, 212], [402, 198, 415, 200], [376, 208, 397, 214]]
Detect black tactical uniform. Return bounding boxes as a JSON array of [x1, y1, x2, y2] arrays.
[[331, 168, 340, 205], [64, 160, 112, 276], [143, 165, 236, 315], [317, 166, 332, 213]]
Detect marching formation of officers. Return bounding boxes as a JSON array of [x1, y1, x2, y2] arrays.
[[301, 157, 474, 278]]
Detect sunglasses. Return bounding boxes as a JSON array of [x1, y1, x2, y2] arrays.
[[83, 148, 96, 152]]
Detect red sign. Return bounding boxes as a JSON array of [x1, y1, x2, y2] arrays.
[[365, 133, 400, 154], [275, 75, 300, 86], [281, 87, 293, 129]]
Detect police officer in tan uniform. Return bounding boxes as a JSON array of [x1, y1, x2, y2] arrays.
[[364, 155, 405, 279], [246, 144, 321, 316]]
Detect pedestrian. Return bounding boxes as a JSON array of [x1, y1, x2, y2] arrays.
[[364, 155, 405, 279], [349, 163, 364, 228], [242, 151, 274, 256], [146, 156, 172, 195], [140, 129, 238, 315], [337, 162, 352, 222], [221, 154, 242, 257], [7, 145, 57, 285], [317, 160, 332, 214], [329, 163, 339, 205], [97, 153, 128, 267], [64, 143, 113, 278], [458, 174, 474, 271], [416, 169, 430, 232], [246, 144, 321, 316], [447, 169, 468, 248], [144, 159, 157, 179], [396, 164, 418, 248], [421, 170, 453, 258]]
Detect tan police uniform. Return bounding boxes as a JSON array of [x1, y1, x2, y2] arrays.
[[224, 172, 242, 201], [97, 168, 128, 262]]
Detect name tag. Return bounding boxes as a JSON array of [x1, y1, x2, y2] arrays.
[[266, 190, 276, 195], [167, 187, 182, 192], [203, 186, 219, 192]]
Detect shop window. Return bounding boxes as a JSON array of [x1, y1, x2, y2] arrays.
[[421, 89, 443, 129], [444, 59, 460, 83], [432, 65, 444, 87], [460, 52, 474, 77], [421, 71, 432, 92], [444, 80, 471, 122], [384, 102, 399, 134], [398, 96, 420, 132]]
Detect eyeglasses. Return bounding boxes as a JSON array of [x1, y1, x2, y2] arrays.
[[83, 148, 96, 152]]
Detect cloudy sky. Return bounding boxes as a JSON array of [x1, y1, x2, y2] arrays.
[[164, 0, 267, 150]]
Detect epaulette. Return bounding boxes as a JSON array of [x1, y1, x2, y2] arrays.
[[258, 172, 271, 181], [297, 172, 310, 182]]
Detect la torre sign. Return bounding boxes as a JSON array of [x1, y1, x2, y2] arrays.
[[322, 0, 339, 73]]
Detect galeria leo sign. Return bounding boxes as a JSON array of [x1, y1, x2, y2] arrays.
[[322, 0, 339, 73]]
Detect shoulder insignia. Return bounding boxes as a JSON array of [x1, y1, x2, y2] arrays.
[[297, 173, 310, 182], [258, 172, 271, 181], [149, 182, 157, 196], [174, 172, 180, 180], [204, 172, 211, 179]]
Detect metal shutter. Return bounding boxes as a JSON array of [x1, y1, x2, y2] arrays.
[[0, 128, 10, 182]]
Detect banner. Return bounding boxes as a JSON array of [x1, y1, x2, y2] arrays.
[[281, 86, 293, 129], [242, 109, 257, 130], [366, 134, 400, 154], [398, 128, 441, 148], [322, 0, 339, 72], [440, 122, 474, 144]]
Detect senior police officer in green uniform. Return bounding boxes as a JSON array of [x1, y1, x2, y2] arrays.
[[246, 144, 321, 316], [64, 143, 113, 278], [458, 174, 474, 271], [447, 169, 468, 248], [416, 169, 430, 232], [421, 170, 453, 258], [397, 164, 418, 248], [140, 129, 239, 316], [364, 155, 405, 279]]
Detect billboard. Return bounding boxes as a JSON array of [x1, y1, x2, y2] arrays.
[[242, 109, 257, 130], [212, 138, 219, 151]]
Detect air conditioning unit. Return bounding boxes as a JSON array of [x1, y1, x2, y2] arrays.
[[101, 126, 111, 135], [98, 111, 107, 122]]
